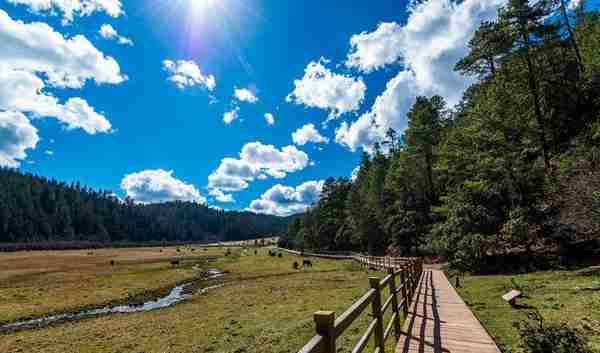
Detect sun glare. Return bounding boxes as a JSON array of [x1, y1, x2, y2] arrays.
[[188, 0, 218, 12]]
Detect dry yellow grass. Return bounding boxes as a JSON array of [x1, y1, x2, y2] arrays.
[[0, 246, 224, 324], [0, 247, 387, 353]]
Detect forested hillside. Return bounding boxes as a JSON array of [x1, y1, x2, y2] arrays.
[[280, 1, 600, 272], [0, 169, 288, 245]]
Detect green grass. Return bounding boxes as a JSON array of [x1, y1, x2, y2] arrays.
[[457, 268, 600, 353], [0, 247, 401, 353]]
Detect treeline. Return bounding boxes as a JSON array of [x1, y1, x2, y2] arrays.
[[280, 1, 600, 272], [0, 169, 289, 246]]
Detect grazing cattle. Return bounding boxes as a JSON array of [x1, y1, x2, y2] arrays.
[[302, 259, 313, 267], [293, 261, 299, 270], [277, 253, 282, 258], [110, 260, 115, 266], [170, 260, 180, 266]]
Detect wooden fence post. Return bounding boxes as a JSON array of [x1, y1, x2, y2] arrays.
[[369, 277, 385, 353], [402, 264, 410, 298], [400, 267, 409, 318], [411, 261, 417, 296], [314, 311, 336, 353], [388, 268, 401, 340], [412, 261, 419, 294]]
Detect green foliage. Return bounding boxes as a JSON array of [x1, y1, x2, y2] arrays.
[[284, 5, 600, 268], [515, 311, 592, 353], [0, 168, 288, 244]]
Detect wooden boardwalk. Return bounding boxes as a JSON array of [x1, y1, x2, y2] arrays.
[[396, 269, 502, 353]]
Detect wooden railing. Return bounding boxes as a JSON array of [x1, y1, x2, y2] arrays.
[[296, 255, 423, 353]]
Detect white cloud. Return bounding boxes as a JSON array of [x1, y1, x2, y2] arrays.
[[239, 142, 309, 178], [209, 188, 235, 203], [0, 11, 117, 135], [99, 24, 133, 46], [247, 180, 324, 216], [336, 71, 418, 152], [337, 0, 505, 152], [346, 22, 404, 73], [223, 107, 240, 124], [7, 0, 124, 24], [350, 166, 360, 181], [121, 169, 206, 204], [234, 87, 258, 103], [208, 142, 309, 200], [292, 123, 329, 146], [569, 0, 581, 10], [286, 58, 366, 120], [44, 150, 53, 155], [0, 70, 112, 134], [208, 157, 259, 192], [162, 59, 216, 91], [0, 111, 39, 168], [0, 9, 126, 89], [58, 98, 112, 134], [264, 113, 275, 125]]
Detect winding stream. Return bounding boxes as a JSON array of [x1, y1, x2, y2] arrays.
[[1, 269, 224, 333]]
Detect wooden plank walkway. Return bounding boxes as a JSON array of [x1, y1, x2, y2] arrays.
[[396, 269, 502, 353]]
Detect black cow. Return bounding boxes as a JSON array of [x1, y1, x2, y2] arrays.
[[302, 259, 313, 267]]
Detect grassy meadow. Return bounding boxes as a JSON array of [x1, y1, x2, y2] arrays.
[[457, 269, 600, 353], [0, 246, 389, 353], [0, 246, 224, 324]]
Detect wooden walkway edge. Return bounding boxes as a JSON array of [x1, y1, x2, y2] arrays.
[[396, 269, 501, 353]]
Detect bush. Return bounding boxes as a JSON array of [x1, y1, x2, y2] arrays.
[[515, 311, 591, 353]]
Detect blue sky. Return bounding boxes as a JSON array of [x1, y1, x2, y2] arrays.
[[0, 0, 591, 215]]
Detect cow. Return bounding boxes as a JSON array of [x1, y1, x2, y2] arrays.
[[170, 260, 180, 266], [302, 259, 313, 268]]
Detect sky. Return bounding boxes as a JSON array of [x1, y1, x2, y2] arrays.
[[0, 0, 590, 216]]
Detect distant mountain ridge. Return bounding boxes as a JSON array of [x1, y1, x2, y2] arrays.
[[0, 168, 289, 245]]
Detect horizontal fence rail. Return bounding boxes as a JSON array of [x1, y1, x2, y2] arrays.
[[281, 248, 423, 353]]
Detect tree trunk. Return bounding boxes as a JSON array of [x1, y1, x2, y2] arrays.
[[425, 149, 434, 205], [560, 0, 585, 74], [488, 57, 496, 76], [520, 27, 551, 171]]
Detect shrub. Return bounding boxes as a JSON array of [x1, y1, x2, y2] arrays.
[[514, 311, 591, 353]]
